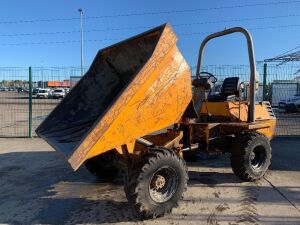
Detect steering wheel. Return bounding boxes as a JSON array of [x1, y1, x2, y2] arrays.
[[199, 71, 218, 84]]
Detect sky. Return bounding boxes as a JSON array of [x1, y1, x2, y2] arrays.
[[1, 0, 300, 70]]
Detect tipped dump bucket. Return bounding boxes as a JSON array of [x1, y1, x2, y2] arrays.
[[36, 23, 192, 170]]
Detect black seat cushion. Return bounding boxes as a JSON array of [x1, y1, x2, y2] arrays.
[[221, 77, 240, 96], [208, 77, 240, 102]]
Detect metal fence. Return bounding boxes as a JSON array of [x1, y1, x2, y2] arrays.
[[0, 64, 299, 137], [0, 67, 86, 137]]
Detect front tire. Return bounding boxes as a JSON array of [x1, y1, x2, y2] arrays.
[[125, 147, 188, 219], [231, 132, 271, 181]]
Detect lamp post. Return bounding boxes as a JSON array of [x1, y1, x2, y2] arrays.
[[78, 8, 84, 76]]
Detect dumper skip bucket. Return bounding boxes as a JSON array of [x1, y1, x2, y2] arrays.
[[36, 23, 192, 170]]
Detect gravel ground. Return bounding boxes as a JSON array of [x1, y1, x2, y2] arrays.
[[0, 137, 299, 225]]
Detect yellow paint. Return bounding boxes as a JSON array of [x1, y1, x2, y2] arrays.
[[200, 101, 276, 139], [66, 24, 276, 170], [68, 24, 192, 170], [255, 119, 276, 139], [200, 101, 272, 120]]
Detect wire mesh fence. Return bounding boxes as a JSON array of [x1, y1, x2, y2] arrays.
[[0, 64, 299, 137], [0, 67, 29, 137], [196, 63, 300, 135], [0, 67, 86, 137]]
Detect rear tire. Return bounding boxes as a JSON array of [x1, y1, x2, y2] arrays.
[[124, 147, 188, 219], [84, 151, 119, 180], [231, 132, 271, 181]]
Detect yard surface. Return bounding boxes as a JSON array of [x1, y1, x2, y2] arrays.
[[0, 137, 299, 225]]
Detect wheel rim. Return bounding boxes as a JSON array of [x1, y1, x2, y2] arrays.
[[149, 167, 178, 203], [250, 145, 266, 169]]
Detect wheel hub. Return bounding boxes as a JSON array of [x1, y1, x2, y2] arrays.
[[250, 145, 266, 169], [149, 167, 178, 203], [153, 174, 166, 189]]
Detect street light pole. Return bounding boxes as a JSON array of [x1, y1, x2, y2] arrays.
[[78, 8, 84, 76]]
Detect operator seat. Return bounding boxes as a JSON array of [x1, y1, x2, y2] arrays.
[[207, 77, 240, 102]]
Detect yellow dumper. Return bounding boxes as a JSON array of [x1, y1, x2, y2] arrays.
[[36, 23, 276, 218]]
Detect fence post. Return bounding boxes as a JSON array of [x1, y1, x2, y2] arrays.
[[263, 63, 267, 101], [28, 66, 32, 138]]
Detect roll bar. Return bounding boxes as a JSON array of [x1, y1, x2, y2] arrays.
[[195, 27, 256, 123]]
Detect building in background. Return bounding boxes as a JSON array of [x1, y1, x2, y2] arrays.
[[47, 80, 70, 88]]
